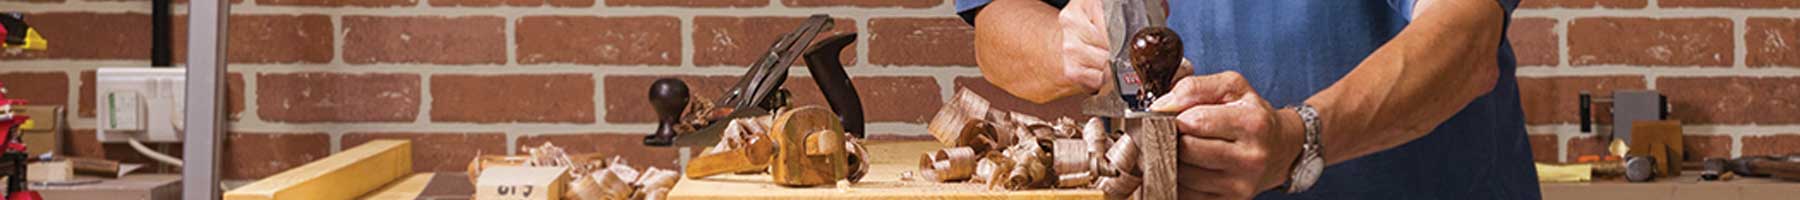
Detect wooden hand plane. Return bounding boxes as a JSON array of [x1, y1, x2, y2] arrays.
[[643, 14, 865, 147], [1083, 0, 1182, 199]]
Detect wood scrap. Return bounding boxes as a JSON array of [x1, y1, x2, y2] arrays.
[[475, 166, 570, 200], [685, 117, 775, 178], [928, 89, 992, 147], [225, 140, 412, 200], [918, 147, 978, 181]]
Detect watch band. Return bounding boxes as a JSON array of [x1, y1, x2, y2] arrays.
[[1286, 104, 1324, 194]]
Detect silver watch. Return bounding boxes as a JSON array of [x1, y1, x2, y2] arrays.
[[1286, 104, 1323, 194]]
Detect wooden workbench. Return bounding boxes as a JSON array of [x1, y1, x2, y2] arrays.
[[667, 141, 1105, 200], [1542, 172, 1800, 200], [36, 174, 181, 200]]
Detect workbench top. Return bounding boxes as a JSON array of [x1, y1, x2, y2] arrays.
[[667, 141, 1105, 200], [1541, 172, 1800, 200]]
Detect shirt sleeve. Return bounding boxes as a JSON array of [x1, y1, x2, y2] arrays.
[[956, 0, 994, 25], [1392, 0, 1520, 20]]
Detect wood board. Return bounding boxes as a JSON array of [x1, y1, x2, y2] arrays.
[[667, 141, 1104, 200], [1541, 170, 1800, 200], [225, 140, 413, 200]]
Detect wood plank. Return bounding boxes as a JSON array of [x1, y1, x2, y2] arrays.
[[359, 173, 436, 200], [1127, 117, 1178, 200], [667, 141, 1103, 200], [225, 140, 413, 200]]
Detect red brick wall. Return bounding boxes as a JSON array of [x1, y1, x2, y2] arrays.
[[0, 0, 1797, 180]]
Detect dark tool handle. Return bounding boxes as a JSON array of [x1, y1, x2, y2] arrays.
[[805, 33, 864, 138], [1129, 26, 1183, 98], [1579, 91, 1592, 133], [1702, 158, 1727, 181], [644, 78, 690, 146], [153, 0, 172, 67]]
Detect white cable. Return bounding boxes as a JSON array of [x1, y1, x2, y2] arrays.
[[128, 137, 183, 167]]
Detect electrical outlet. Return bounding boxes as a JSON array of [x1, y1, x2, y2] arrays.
[[96, 67, 185, 143]]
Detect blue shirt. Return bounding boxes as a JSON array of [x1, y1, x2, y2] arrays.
[[958, 0, 1540, 199]]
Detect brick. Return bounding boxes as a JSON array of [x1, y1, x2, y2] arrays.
[[68, 129, 105, 158], [430, 0, 592, 7], [1529, 134, 1558, 163], [952, 77, 1087, 120], [1565, 136, 1613, 162], [224, 132, 331, 179], [516, 16, 681, 65], [605, 0, 765, 7], [80, 71, 95, 117], [0, 72, 69, 106], [1683, 135, 1731, 161], [693, 16, 856, 67], [257, 73, 421, 123], [1516, 76, 1646, 124], [784, 76, 943, 124], [1509, 18, 1558, 66], [1748, 18, 1800, 68], [516, 134, 697, 169], [1568, 18, 1733, 67], [344, 16, 506, 64], [1659, 77, 1800, 124], [1661, 0, 1800, 8], [261, 0, 415, 7], [431, 74, 594, 123], [869, 18, 976, 66], [0, 13, 150, 60], [782, 0, 939, 8], [1745, 135, 1800, 156], [228, 73, 245, 120], [344, 132, 506, 172], [174, 14, 334, 64], [1519, 0, 1646, 8]]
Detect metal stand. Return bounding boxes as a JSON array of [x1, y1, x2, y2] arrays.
[[182, 0, 227, 199]]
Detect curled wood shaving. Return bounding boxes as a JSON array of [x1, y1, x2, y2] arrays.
[[918, 147, 979, 182]]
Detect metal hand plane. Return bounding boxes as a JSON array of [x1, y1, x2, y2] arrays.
[[643, 14, 864, 147]]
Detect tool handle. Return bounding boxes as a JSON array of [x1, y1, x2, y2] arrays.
[[644, 78, 689, 146], [1579, 91, 1592, 133], [804, 33, 865, 138]]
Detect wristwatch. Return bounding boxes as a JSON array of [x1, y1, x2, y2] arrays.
[[1285, 104, 1324, 194]]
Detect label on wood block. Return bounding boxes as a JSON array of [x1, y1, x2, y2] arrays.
[[476, 166, 570, 200]]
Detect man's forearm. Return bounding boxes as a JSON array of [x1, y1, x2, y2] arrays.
[[973, 0, 1086, 103], [1296, 0, 1507, 165]]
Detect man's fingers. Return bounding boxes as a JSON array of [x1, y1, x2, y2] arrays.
[[1178, 135, 1241, 169], [1149, 71, 1249, 113], [1062, 45, 1109, 89], [1172, 104, 1248, 140]]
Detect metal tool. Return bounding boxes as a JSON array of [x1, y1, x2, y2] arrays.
[[643, 15, 864, 147], [1578, 90, 1669, 143]]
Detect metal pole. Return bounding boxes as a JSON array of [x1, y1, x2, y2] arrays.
[[183, 0, 227, 198]]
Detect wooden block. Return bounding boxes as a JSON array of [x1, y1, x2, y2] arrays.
[[1125, 117, 1177, 200], [225, 140, 413, 200], [27, 160, 73, 182], [475, 166, 569, 200], [768, 106, 849, 187], [1628, 120, 1682, 177], [18, 106, 63, 156]]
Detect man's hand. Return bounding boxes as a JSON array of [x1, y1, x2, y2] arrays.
[[1057, 0, 1109, 90], [1149, 71, 1306, 199]]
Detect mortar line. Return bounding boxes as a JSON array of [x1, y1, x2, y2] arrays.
[[680, 15, 694, 68], [417, 72, 434, 124], [505, 15, 519, 66], [591, 73, 606, 126], [1731, 134, 1743, 158], [1555, 15, 1570, 69], [331, 15, 347, 66], [1733, 16, 1748, 69]]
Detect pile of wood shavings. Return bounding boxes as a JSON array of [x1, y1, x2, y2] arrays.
[[920, 89, 1145, 199], [468, 142, 681, 200]]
